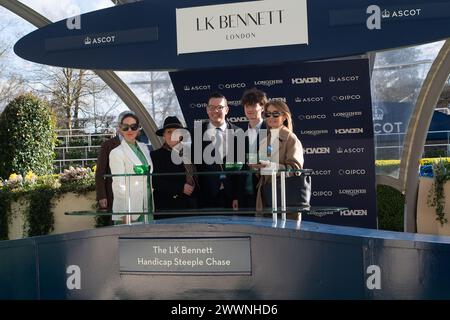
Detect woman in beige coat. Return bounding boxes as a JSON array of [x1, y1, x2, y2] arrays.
[[253, 100, 304, 213]]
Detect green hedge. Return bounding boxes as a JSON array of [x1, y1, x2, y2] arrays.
[[376, 185, 404, 232]]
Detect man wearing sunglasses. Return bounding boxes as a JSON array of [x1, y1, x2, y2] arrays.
[[193, 92, 242, 210]]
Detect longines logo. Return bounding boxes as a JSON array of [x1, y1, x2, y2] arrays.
[[196, 10, 285, 31], [295, 97, 324, 103], [254, 79, 283, 87], [184, 85, 211, 91], [311, 169, 332, 176], [339, 189, 367, 197], [312, 191, 333, 197], [304, 147, 331, 155], [298, 114, 327, 121], [331, 95, 361, 102], [329, 76, 360, 83], [84, 35, 116, 45], [335, 128, 364, 135], [336, 147, 365, 154], [338, 169, 366, 176], [218, 83, 246, 90], [340, 209, 368, 216], [190, 103, 208, 109], [333, 111, 363, 119], [300, 129, 328, 136], [291, 77, 322, 85]]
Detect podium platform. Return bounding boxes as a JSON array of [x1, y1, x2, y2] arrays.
[[1, 216, 450, 299]]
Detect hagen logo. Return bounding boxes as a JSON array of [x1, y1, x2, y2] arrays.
[[340, 209, 368, 216], [291, 77, 322, 85], [228, 116, 248, 123], [335, 128, 364, 135], [304, 147, 331, 155], [84, 35, 116, 45], [184, 85, 211, 91]]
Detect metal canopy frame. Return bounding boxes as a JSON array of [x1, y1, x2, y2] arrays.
[[1, 0, 450, 232]]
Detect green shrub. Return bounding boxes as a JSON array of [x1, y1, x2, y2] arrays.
[[0, 94, 57, 178], [377, 185, 404, 231]]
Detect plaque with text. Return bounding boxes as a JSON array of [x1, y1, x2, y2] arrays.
[[119, 237, 251, 274]]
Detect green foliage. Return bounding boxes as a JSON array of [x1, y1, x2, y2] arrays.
[[0, 190, 13, 240], [376, 185, 404, 232], [0, 94, 57, 178], [25, 188, 55, 237], [427, 159, 450, 226]]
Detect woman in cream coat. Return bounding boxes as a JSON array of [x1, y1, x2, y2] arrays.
[[109, 112, 153, 223], [253, 100, 304, 213]]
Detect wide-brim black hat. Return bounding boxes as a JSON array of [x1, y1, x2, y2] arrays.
[[156, 116, 187, 136]]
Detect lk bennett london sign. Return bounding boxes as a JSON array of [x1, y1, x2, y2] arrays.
[[14, 0, 450, 71]]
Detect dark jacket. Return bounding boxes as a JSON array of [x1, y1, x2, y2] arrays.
[[151, 146, 198, 211], [95, 135, 121, 211], [191, 120, 243, 208]]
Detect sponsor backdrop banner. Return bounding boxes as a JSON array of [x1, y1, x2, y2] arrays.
[[170, 59, 377, 228]]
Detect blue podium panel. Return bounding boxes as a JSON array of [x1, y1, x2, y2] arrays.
[[2, 217, 450, 299], [0, 239, 38, 299]]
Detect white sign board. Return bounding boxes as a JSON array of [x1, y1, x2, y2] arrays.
[[176, 0, 309, 54]]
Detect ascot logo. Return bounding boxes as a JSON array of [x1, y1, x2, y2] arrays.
[[337, 147, 365, 154], [295, 97, 324, 103], [218, 83, 246, 90], [304, 147, 331, 155], [84, 35, 116, 45], [311, 169, 332, 176], [184, 85, 211, 91], [291, 77, 322, 85], [367, 5, 423, 30], [329, 76, 360, 82], [254, 79, 283, 87]]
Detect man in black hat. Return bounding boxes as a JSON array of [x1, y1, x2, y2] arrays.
[[151, 116, 198, 216]]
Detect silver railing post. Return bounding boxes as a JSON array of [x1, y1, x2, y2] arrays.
[[280, 171, 286, 221], [271, 170, 277, 223], [126, 175, 131, 225]]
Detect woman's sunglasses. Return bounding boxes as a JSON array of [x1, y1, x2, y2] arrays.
[[264, 111, 282, 118], [119, 123, 141, 131]]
